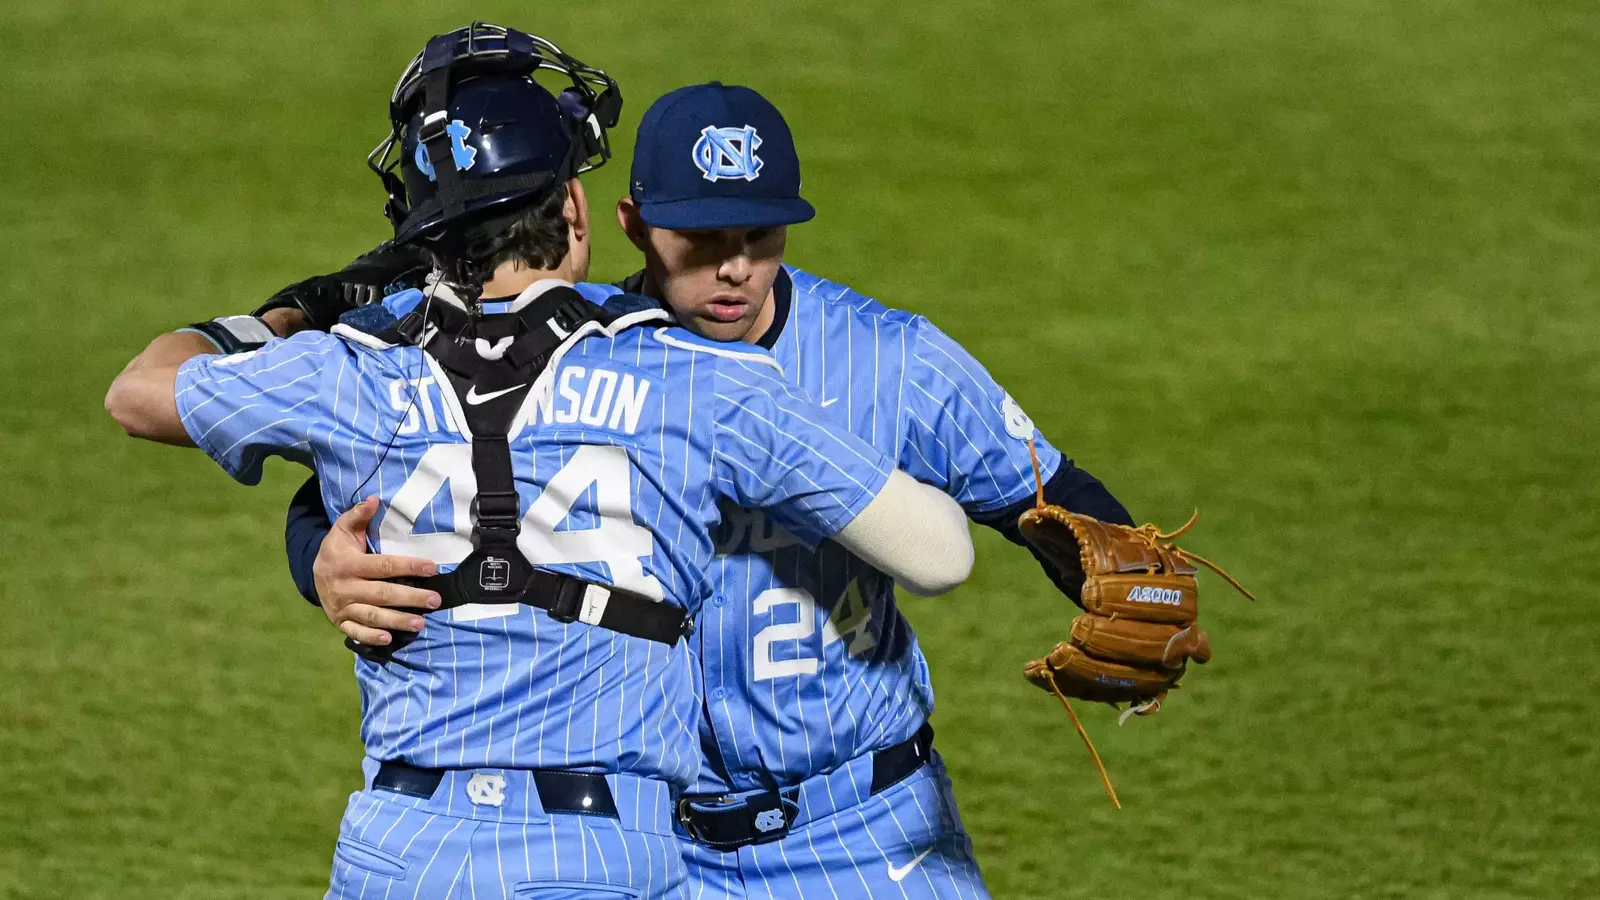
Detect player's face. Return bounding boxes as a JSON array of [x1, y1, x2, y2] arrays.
[[618, 200, 787, 342], [645, 224, 786, 342]]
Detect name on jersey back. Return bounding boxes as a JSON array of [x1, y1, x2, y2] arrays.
[[389, 364, 653, 437]]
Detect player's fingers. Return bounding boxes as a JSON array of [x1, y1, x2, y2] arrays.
[[350, 552, 438, 582], [339, 603, 426, 635], [336, 578, 440, 611], [333, 496, 381, 536], [338, 620, 394, 647]]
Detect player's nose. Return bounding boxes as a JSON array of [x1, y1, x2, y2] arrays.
[[719, 252, 751, 285]]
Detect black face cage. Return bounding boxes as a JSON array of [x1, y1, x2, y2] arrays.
[[366, 23, 622, 249]]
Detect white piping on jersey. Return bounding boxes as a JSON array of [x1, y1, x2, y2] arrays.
[[423, 350, 469, 438], [651, 328, 785, 375]]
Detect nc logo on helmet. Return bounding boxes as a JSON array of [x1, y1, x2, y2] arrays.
[[692, 125, 763, 182], [414, 120, 478, 182]]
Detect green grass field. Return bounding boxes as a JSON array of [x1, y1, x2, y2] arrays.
[[4, 1, 1598, 897]]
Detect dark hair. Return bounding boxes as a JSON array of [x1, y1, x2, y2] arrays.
[[422, 186, 571, 278]]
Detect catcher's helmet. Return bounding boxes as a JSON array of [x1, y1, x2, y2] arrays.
[[368, 23, 622, 249]]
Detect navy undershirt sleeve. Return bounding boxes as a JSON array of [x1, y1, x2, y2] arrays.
[[285, 475, 332, 606], [968, 460, 1133, 601]]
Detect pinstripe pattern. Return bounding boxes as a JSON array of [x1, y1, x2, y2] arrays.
[[584, 268, 1041, 897], [325, 775, 684, 898], [176, 287, 902, 899], [677, 751, 983, 900], [175, 303, 894, 787], [584, 269, 1059, 788]]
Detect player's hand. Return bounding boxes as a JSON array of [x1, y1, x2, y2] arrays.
[[315, 496, 441, 647], [252, 241, 429, 332]]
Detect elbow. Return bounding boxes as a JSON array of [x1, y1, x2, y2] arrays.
[[104, 376, 139, 435], [898, 534, 974, 597], [104, 374, 156, 439], [897, 490, 974, 596]]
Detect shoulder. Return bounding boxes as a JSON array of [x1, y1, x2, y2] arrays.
[[575, 281, 625, 306], [785, 266, 921, 331]]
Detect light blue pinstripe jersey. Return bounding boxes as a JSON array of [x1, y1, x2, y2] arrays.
[[581, 268, 1063, 793], [173, 286, 895, 790]]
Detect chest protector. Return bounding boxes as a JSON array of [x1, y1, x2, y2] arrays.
[[349, 285, 692, 663]]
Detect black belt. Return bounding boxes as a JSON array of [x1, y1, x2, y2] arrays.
[[373, 760, 620, 818], [677, 723, 935, 850]]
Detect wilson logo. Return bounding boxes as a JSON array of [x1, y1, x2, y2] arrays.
[[1127, 585, 1183, 606]]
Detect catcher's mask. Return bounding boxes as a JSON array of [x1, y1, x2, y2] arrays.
[[368, 23, 622, 260]]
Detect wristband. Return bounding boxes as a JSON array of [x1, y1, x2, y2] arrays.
[[178, 315, 276, 355]]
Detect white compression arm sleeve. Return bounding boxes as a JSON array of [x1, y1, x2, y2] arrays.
[[833, 470, 974, 596]]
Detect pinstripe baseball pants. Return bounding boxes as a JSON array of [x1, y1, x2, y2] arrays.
[[324, 760, 686, 899], [681, 750, 988, 899]]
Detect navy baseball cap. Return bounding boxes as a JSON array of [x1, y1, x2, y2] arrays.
[[629, 82, 815, 230]]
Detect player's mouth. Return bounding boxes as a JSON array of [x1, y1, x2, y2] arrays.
[[704, 296, 749, 323]]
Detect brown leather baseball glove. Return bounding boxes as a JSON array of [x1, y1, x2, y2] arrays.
[[1018, 503, 1254, 805]]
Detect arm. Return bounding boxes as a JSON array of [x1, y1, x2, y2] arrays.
[[711, 358, 974, 596], [105, 331, 223, 444], [898, 319, 1132, 591], [833, 470, 973, 596], [264, 243, 432, 604], [105, 308, 309, 444], [286, 476, 332, 605], [111, 241, 426, 444], [286, 479, 440, 646], [115, 328, 340, 485]]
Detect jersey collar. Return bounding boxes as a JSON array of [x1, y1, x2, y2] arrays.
[[753, 266, 792, 350], [417, 272, 575, 314]]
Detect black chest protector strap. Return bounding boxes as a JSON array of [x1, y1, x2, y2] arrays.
[[347, 286, 692, 663]]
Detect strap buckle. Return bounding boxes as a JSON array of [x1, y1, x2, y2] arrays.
[[550, 294, 596, 336], [416, 109, 450, 146], [544, 577, 588, 624], [473, 490, 521, 531]]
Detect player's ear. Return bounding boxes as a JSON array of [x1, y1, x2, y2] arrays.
[[616, 197, 650, 252], [564, 178, 590, 245]]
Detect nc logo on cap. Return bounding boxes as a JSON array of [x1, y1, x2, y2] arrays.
[[692, 125, 763, 182]]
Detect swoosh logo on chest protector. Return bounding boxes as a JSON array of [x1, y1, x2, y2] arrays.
[[464, 384, 525, 405]]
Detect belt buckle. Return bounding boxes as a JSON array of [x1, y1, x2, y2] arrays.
[[546, 577, 586, 624], [675, 795, 713, 843]]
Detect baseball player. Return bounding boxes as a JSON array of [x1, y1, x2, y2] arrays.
[[279, 83, 1136, 897], [103, 28, 976, 899]]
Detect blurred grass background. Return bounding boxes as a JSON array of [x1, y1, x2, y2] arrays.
[[3, 1, 1597, 897]]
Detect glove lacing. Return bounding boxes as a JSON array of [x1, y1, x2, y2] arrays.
[[1028, 436, 1122, 808]]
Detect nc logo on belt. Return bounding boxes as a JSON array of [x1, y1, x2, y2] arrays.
[[693, 125, 763, 181], [466, 773, 507, 807], [753, 808, 786, 833]]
